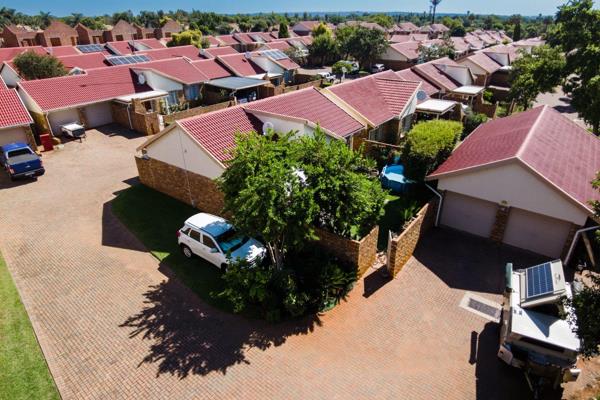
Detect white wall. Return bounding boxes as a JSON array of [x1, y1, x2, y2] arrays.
[[145, 126, 225, 179], [437, 161, 589, 225], [251, 56, 284, 74], [252, 114, 315, 138], [16, 87, 42, 114], [48, 108, 80, 135], [457, 59, 487, 77], [0, 126, 27, 146], [1, 65, 21, 87], [441, 65, 473, 86], [139, 71, 183, 93], [485, 52, 509, 66], [84, 102, 113, 128]]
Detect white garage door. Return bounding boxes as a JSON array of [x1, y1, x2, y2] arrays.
[[440, 191, 497, 238], [84, 102, 113, 128], [0, 126, 27, 146], [48, 108, 80, 136], [503, 208, 572, 258]]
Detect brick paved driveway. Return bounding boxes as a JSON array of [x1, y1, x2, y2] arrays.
[[0, 126, 592, 399]]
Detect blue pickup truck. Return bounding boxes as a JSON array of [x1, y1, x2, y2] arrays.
[[0, 142, 45, 181]]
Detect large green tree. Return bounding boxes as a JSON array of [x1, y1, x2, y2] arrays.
[[549, 0, 600, 134], [508, 45, 566, 109], [13, 51, 67, 80], [278, 22, 289, 38], [308, 32, 337, 66], [218, 129, 385, 267], [333, 26, 388, 69], [166, 30, 209, 48]]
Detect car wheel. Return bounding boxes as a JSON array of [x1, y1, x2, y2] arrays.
[[181, 245, 193, 259], [220, 263, 228, 272]]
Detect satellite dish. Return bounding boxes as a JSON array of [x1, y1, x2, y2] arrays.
[[416, 90, 427, 101], [262, 121, 274, 134], [244, 51, 252, 59], [137, 74, 146, 85]]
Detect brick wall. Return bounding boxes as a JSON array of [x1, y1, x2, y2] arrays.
[[135, 156, 225, 216], [378, 59, 415, 71], [283, 80, 323, 93], [490, 204, 510, 242], [163, 100, 234, 125], [386, 199, 438, 278], [111, 102, 161, 135], [314, 226, 379, 277]]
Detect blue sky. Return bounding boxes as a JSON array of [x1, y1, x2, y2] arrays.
[[6, 0, 572, 17]]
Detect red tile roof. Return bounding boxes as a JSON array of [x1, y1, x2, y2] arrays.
[[395, 68, 440, 97], [203, 35, 221, 47], [464, 52, 502, 74], [412, 58, 460, 91], [398, 22, 419, 32], [179, 106, 262, 163], [134, 38, 165, 50], [328, 71, 420, 125], [137, 45, 203, 60], [388, 41, 420, 60], [263, 40, 292, 51], [450, 37, 471, 53], [216, 35, 240, 46], [19, 66, 151, 111], [0, 47, 47, 63], [132, 58, 209, 84], [57, 53, 108, 70], [217, 54, 265, 77], [233, 33, 256, 44], [45, 46, 81, 57], [190, 59, 232, 80], [201, 46, 238, 58], [245, 87, 365, 137], [0, 76, 7, 90], [0, 89, 33, 129], [389, 35, 413, 43], [428, 106, 600, 211], [106, 41, 134, 55]]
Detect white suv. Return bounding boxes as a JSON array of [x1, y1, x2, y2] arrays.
[[177, 213, 266, 270]]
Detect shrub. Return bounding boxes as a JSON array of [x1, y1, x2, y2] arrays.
[[402, 120, 463, 181], [13, 51, 67, 80], [332, 60, 353, 76], [483, 89, 494, 103], [462, 112, 488, 138]]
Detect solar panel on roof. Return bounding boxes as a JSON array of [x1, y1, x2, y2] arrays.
[[262, 49, 289, 61], [106, 55, 150, 66], [525, 262, 554, 299], [77, 44, 105, 53]]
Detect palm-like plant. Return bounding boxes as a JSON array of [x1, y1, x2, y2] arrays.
[[430, 0, 442, 24]]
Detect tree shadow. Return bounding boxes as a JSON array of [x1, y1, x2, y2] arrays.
[[120, 277, 321, 378], [93, 124, 143, 140]]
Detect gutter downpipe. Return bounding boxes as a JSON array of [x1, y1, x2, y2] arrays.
[[425, 183, 443, 227], [564, 225, 599, 265]]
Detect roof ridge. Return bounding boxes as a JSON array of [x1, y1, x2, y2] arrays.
[[516, 105, 547, 158]]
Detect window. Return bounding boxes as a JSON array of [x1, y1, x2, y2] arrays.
[[188, 229, 201, 242], [7, 148, 32, 158], [368, 126, 383, 141], [167, 91, 179, 107], [202, 235, 218, 250], [184, 84, 200, 101], [181, 227, 191, 235], [116, 35, 124, 41]]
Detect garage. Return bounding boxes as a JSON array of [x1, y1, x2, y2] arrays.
[[0, 126, 28, 146], [503, 208, 573, 258], [48, 108, 80, 136], [440, 191, 497, 238], [84, 102, 113, 128]]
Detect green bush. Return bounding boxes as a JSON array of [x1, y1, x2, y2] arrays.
[[483, 89, 494, 103], [402, 120, 463, 181], [218, 249, 356, 321], [332, 60, 353, 75], [462, 112, 488, 139]]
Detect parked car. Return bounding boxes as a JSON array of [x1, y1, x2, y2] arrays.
[[499, 260, 580, 396], [61, 123, 86, 140], [371, 64, 385, 73], [317, 71, 335, 83], [339, 60, 359, 73], [0, 142, 45, 181], [177, 213, 266, 270]]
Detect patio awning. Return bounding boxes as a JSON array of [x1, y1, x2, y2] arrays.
[[114, 90, 168, 103], [416, 99, 457, 114], [452, 85, 485, 96], [206, 77, 268, 91]]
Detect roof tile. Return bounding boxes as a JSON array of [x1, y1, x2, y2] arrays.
[[0, 89, 32, 128]]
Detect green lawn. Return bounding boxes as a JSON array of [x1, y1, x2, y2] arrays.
[[111, 184, 232, 311], [0, 253, 59, 400]]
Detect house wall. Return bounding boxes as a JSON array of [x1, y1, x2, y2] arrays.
[[442, 65, 473, 86], [485, 52, 509, 66], [144, 125, 225, 179], [1, 65, 21, 87], [251, 113, 315, 138], [138, 71, 183, 93], [0, 125, 28, 146], [457, 59, 489, 83], [437, 162, 589, 225], [250, 56, 284, 75], [47, 108, 80, 135]]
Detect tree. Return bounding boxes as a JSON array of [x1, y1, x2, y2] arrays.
[[252, 19, 268, 32], [419, 36, 456, 61], [167, 30, 206, 48], [549, 0, 600, 134], [430, 0, 442, 24], [311, 22, 330, 37], [508, 45, 566, 110], [562, 172, 600, 358], [308, 32, 336, 66], [278, 22, 289, 38], [402, 120, 463, 181], [13, 51, 67, 80], [335, 26, 388, 69]]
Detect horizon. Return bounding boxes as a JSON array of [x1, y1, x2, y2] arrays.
[[2, 0, 576, 18]]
